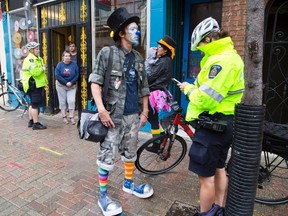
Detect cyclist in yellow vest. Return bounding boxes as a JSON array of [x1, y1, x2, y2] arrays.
[[22, 42, 47, 130], [178, 17, 244, 216]]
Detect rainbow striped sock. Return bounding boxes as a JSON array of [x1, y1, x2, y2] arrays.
[[124, 162, 135, 180], [98, 167, 109, 193]]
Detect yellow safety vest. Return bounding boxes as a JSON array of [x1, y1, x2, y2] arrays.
[[184, 37, 244, 121], [22, 53, 47, 93]]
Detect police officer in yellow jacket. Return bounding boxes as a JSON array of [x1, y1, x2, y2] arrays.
[[22, 42, 47, 130], [178, 17, 244, 216]]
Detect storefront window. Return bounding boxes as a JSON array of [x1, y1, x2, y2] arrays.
[[94, 0, 147, 58], [9, 9, 38, 82]]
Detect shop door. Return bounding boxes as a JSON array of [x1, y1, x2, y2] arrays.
[[50, 29, 66, 112], [38, 0, 91, 114], [180, 0, 222, 112]]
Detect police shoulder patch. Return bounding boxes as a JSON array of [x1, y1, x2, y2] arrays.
[[29, 58, 34, 63], [208, 65, 222, 79]]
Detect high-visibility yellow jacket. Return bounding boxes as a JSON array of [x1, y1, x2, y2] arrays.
[[22, 52, 47, 93], [184, 37, 244, 121]]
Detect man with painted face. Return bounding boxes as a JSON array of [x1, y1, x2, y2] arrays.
[[89, 7, 152, 216]]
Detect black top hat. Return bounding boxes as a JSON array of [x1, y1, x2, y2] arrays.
[[107, 7, 140, 41], [157, 35, 176, 59]]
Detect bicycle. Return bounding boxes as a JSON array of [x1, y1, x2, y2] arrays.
[[253, 122, 288, 205], [136, 101, 194, 175], [135, 101, 288, 205], [225, 121, 288, 205], [0, 73, 30, 116]]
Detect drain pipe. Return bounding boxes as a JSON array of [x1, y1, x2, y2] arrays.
[[225, 104, 265, 215]]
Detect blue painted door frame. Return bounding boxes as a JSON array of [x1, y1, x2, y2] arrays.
[[142, 0, 196, 133], [179, 0, 222, 113], [141, 0, 166, 133], [150, 0, 166, 47], [142, 0, 219, 132], [181, 0, 196, 113]]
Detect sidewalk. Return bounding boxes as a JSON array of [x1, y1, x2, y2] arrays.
[[0, 110, 287, 215]]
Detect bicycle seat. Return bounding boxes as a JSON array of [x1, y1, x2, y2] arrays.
[[263, 121, 288, 158], [263, 121, 288, 141]]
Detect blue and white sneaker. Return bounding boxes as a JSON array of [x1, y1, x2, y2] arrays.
[[122, 178, 154, 198], [98, 191, 122, 216]]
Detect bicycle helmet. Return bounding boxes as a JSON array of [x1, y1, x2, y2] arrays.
[[190, 17, 220, 51], [26, 42, 40, 51]]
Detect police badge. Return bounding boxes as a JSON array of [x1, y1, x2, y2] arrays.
[[208, 65, 222, 79]]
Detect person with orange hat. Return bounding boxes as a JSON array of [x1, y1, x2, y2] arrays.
[[145, 35, 176, 153], [89, 7, 153, 216]]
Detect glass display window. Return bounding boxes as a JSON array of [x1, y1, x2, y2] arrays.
[[93, 0, 147, 59], [9, 8, 38, 83]]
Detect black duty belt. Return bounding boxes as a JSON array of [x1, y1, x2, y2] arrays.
[[189, 113, 232, 132]]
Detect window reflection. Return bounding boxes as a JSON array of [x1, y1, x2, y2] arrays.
[[9, 9, 38, 82], [94, 0, 147, 57]]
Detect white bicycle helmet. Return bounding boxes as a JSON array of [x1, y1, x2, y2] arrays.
[[26, 42, 40, 50], [190, 17, 220, 51]]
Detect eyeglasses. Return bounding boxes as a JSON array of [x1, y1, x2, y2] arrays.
[[157, 46, 163, 49]]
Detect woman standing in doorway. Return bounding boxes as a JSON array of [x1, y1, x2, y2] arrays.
[[55, 50, 79, 124]]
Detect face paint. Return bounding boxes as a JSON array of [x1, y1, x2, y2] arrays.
[[127, 23, 140, 47]]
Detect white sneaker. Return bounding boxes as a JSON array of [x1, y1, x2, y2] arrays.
[[98, 191, 122, 216], [122, 178, 154, 198]]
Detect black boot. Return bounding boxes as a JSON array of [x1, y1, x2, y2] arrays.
[[27, 119, 33, 127], [215, 207, 225, 216], [194, 204, 221, 216], [32, 122, 47, 130]]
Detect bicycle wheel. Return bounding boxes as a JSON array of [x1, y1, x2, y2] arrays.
[[255, 151, 288, 205], [0, 92, 20, 111], [136, 133, 187, 175]]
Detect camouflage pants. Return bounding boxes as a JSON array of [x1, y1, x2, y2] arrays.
[[97, 114, 139, 171]]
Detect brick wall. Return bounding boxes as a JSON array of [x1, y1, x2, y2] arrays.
[[222, 0, 247, 57], [221, 0, 269, 58]]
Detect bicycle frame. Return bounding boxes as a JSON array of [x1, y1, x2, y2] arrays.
[[0, 73, 30, 115], [136, 102, 192, 175], [8, 84, 29, 108], [159, 108, 194, 160], [172, 113, 194, 138]]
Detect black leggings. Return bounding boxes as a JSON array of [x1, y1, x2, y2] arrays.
[[148, 103, 159, 130]]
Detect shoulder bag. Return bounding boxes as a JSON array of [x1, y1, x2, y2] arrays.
[[77, 46, 113, 142]]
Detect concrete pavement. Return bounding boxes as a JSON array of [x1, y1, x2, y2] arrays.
[[0, 110, 287, 215]]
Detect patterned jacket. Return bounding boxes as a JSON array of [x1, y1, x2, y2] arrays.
[[89, 45, 150, 125]]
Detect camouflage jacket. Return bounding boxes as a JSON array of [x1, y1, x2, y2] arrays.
[[89, 45, 150, 125]]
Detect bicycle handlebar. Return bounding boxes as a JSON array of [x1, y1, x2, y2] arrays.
[[170, 101, 183, 113], [0, 73, 13, 86]]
